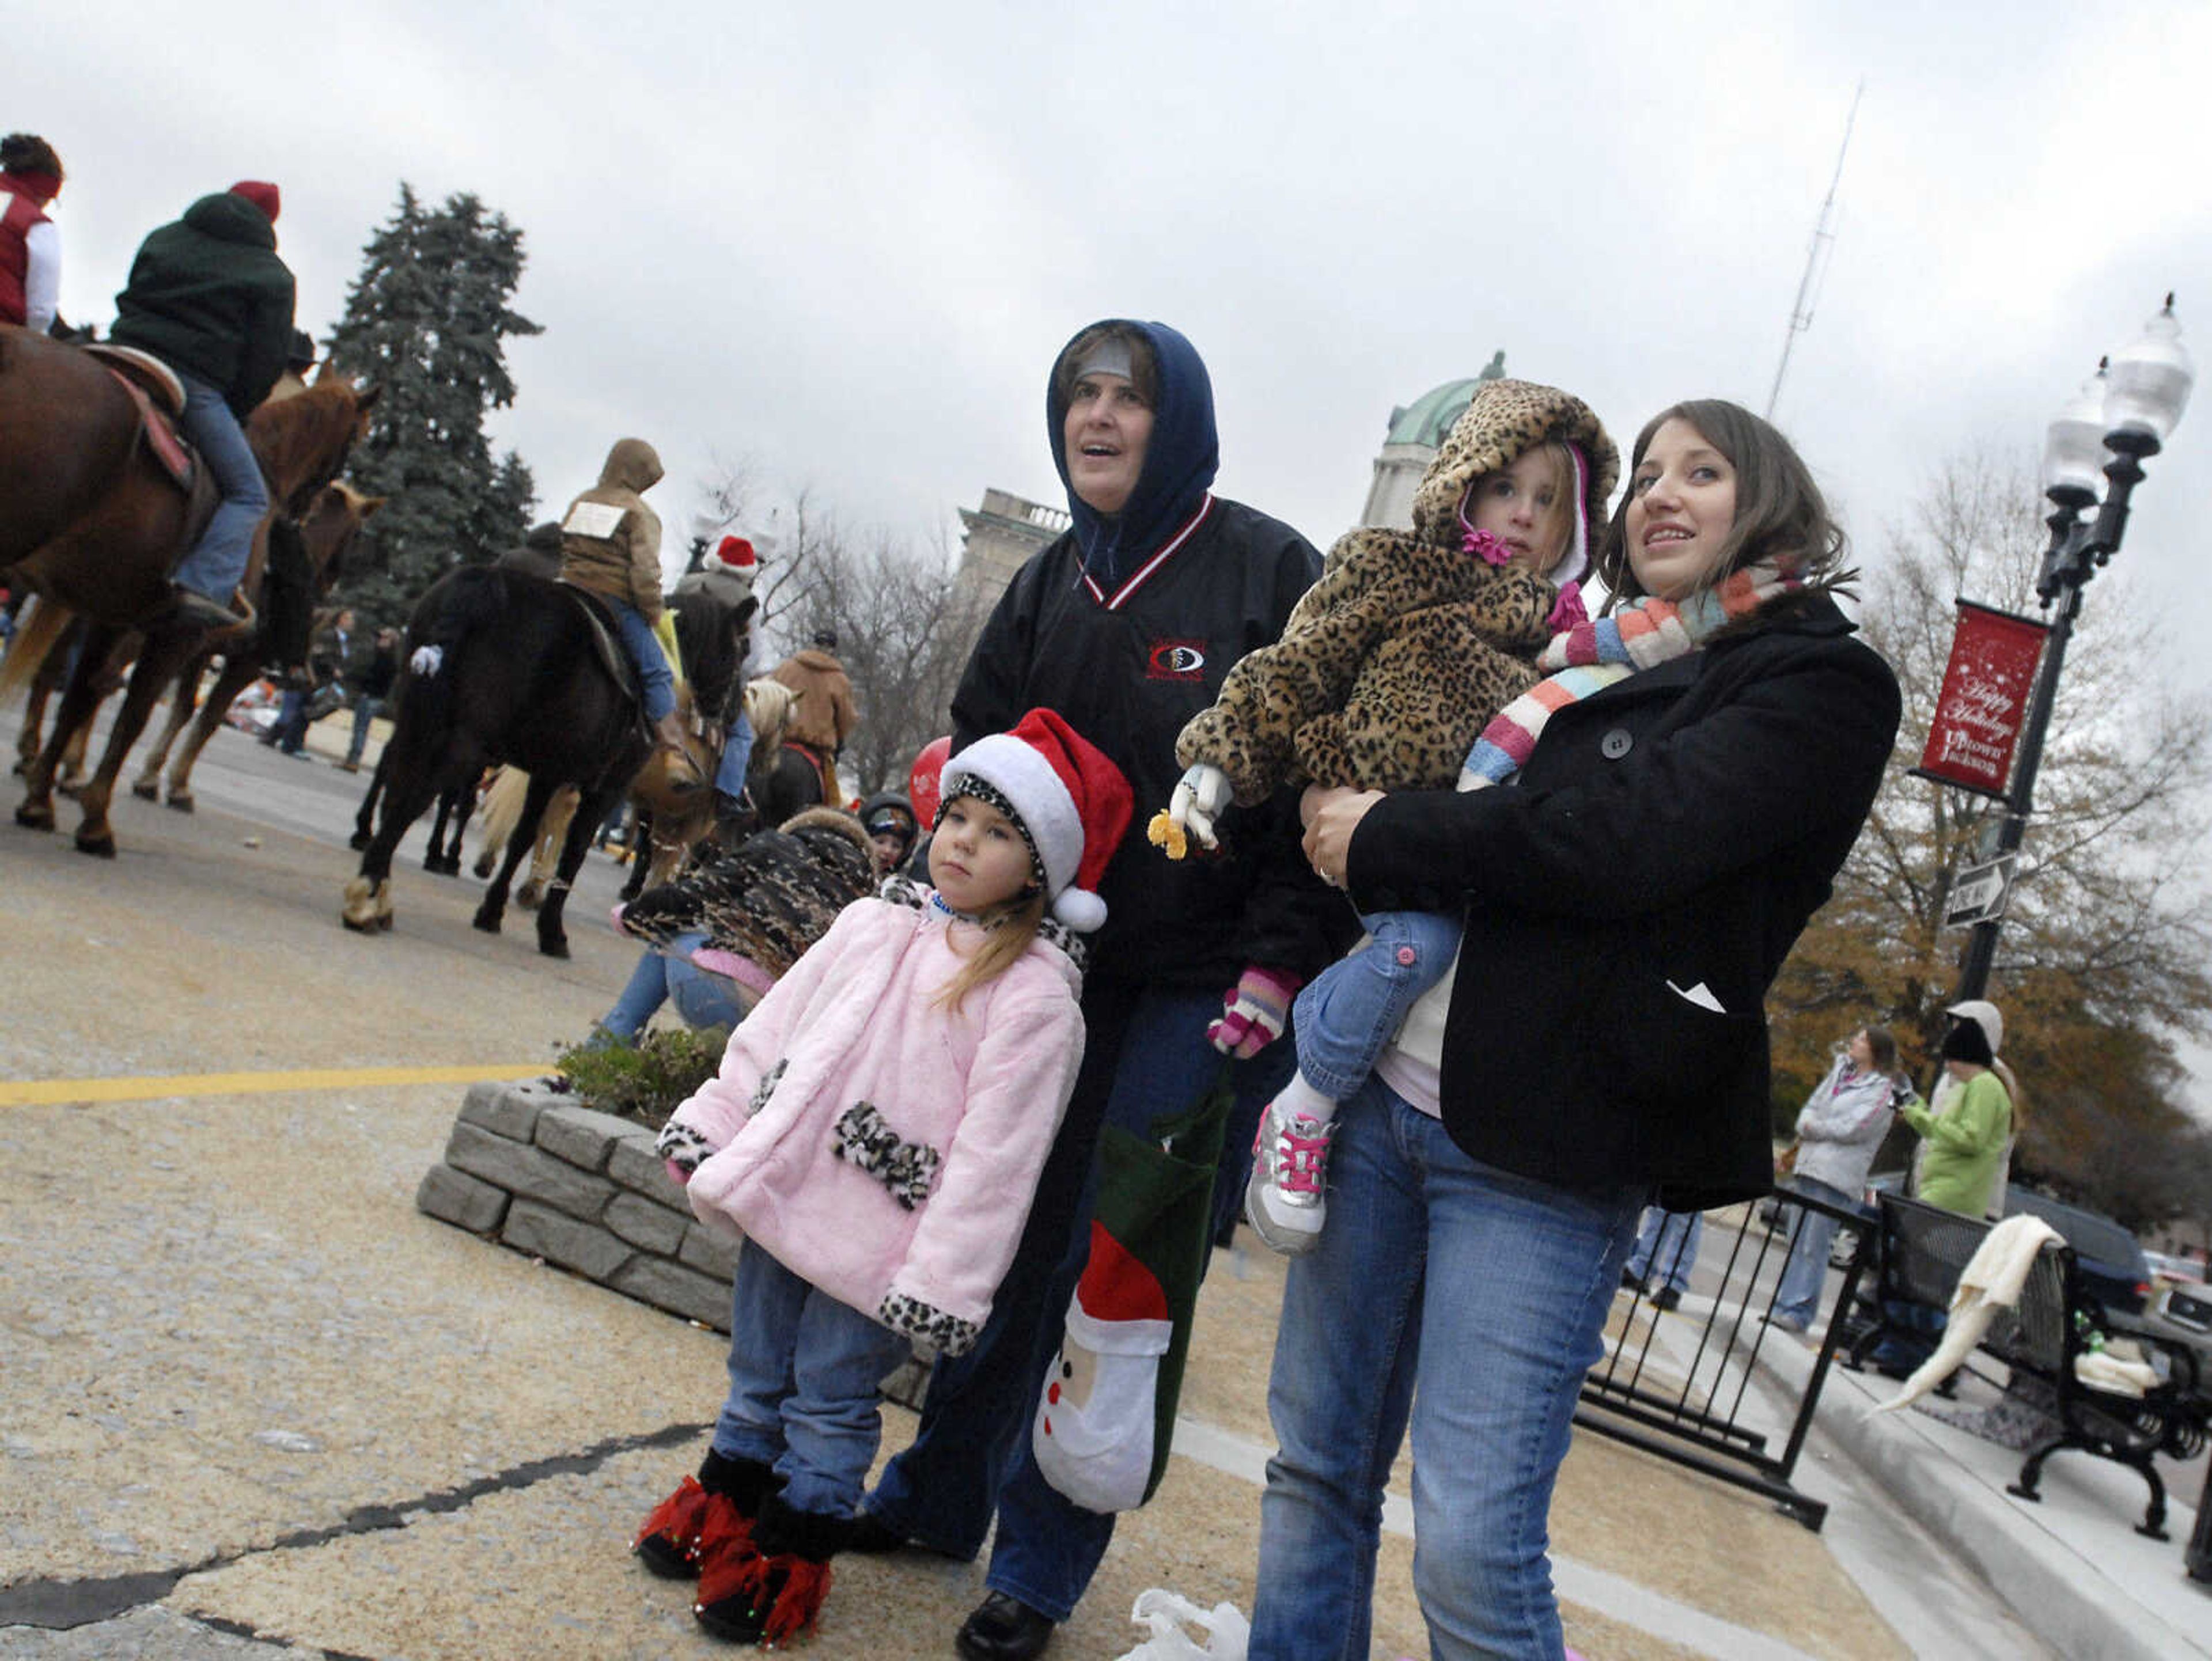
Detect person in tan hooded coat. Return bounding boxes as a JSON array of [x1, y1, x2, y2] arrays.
[[770, 629, 859, 805], [558, 437, 690, 757]]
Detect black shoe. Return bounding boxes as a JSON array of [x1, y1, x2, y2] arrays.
[[843, 1507, 907, 1554], [1652, 1286, 1683, 1311], [1619, 1266, 1645, 1292], [956, 1591, 1055, 1661], [167, 586, 244, 633]]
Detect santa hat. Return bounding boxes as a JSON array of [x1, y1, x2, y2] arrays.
[[938, 708, 1131, 932], [229, 180, 281, 223], [714, 534, 756, 570]]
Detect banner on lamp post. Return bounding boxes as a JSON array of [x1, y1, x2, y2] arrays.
[[1909, 600, 2050, 801]]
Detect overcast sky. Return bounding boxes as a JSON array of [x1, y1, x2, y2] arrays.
[[30, 0, 2212, 1100]]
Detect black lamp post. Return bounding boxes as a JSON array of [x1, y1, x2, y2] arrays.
[[1953, 296, 2195, 1002]]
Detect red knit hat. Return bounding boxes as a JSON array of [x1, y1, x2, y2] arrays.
[[714, 534, 756, 569], [938, 709, 1131, 932], [229, 180, 281, 223]]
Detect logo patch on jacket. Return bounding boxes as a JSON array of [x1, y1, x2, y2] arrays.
[[1146, 639, 1207, 682]]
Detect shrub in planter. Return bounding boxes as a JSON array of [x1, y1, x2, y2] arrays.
[[553, 1025, 732, 1133]]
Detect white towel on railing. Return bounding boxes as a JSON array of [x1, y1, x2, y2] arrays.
[[1872, 1215, 2062, 1413]]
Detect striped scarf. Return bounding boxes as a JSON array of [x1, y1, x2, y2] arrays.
[[1459, 559, 1804, 788]]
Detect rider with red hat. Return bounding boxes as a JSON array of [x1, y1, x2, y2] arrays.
[[109, 180, 297, 633]]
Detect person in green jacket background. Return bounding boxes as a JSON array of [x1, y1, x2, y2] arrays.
[[1899, 999, 2016, 1219], [109, 181, 296, 632]]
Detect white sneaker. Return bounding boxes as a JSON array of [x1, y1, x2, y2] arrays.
[[1245, 1099, 1335, 1256]]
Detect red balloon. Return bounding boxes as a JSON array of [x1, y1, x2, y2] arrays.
[[908, 735, 952, 828]]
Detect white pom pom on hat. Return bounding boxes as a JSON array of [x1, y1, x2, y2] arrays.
[[939, 708, 1133, 931]]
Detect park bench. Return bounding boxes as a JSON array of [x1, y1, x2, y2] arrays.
[[1843, 1190, 2208, 1538]]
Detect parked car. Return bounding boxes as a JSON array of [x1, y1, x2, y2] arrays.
[[1999, 1186, 2151, 1321], [2145, 1249, 2207, 1287], [2141, 1277, 2212, 1400]]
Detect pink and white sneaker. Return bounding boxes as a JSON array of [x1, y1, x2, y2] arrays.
[[1245, 1098, 1336, 1256]]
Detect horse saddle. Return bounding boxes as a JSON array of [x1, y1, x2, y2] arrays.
[[554, 584, 656, 746], [84, 343, 195, 492]]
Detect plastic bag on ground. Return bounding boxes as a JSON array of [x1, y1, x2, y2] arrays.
[[1112, 1588, 1248, 1661]]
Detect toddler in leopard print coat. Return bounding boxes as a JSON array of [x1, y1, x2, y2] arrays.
[[631, 709, 1130, 1647], [1161, 378, 1617, 1257]]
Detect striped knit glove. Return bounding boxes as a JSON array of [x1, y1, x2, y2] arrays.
[[1207, 966, 1301, 1059]]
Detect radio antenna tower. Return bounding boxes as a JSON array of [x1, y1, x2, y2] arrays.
[[1766, 81, 1863, 420]]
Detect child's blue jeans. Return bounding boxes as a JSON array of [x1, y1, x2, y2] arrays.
[[1290, 909, 1462, 1100], [715, 1243, 912, 1516]]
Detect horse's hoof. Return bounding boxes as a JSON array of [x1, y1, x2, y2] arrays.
[[516, 879, 543, 909], [167, 792, 195, 814], [342, 875, 386, 932], [472, 856, 495, 879], [75, 832, 117, 859], [539, 934, 571, 960], [14, 803, 53, 831], [131, 779, 160, 802], [348, 829, 370, 851], [472, 908, 502, 935], [56, 778, 84, 799]]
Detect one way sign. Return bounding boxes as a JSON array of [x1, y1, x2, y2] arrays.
[[1942, 856, 2016, 930]]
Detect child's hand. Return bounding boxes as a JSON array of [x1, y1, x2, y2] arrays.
[[1162, 763, 1232, 853], [1208, 966, 1301, 1058]]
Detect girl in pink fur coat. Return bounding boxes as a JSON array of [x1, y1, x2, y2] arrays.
[[632, 708, 1131, 1647]]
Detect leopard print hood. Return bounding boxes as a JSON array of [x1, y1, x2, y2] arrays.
[[1408, 380, 1618, 587]]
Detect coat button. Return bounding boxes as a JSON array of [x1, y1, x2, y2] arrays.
[[1600, 728, 1633, 760]]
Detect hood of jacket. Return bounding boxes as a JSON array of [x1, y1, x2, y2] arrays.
[[1047, 318, 1219, 590], [785, 647, 843, 673], [179, 191, 279, 252], [597, 437, 663, 494], [1409, 379, 1618, 587]]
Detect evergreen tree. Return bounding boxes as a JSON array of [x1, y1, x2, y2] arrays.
[[328, 184, 544, 625]]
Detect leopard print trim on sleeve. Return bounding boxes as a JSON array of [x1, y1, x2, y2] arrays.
[[878, 1291, 979, 1357], [655, 1119, 715, 1173], [831, 1102, 942, 1209]]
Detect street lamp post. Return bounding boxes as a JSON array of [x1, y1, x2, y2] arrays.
[[1952, 297, 2195, 1003]]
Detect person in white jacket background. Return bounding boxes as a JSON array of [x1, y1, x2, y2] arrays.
[[632, 707, 1132, 1648], [1768, 1024, 1910, 1333]]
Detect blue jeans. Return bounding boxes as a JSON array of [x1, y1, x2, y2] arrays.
[[1771, 1176, 1850, 1327], [862, 979, 1296, 1621], [1291, 910, 1461, 1099], [1624, 1207, 1704, 1297], [170, 374, 270, 602], [714, 1243, 912, 1517], [714, 710, 755, 799], [600, 930, 744, 1040], [266, 687, 308, 753], [1251, 1078, 1641, 1660], [607, 601, 675, 722], [344, 694, 386, 765]]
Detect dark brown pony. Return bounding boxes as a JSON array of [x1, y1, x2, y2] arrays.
[[0, 333, 378, 853], [131, 480, 386, 811]]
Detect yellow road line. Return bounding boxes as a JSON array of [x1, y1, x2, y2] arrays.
[[0, 1063, 551, 1106]]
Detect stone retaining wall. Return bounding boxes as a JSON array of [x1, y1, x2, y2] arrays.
[[415, 1078, 739, 1330], [413, 1077, 935, 1406]]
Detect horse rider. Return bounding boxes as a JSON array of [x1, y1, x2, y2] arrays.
[[674, 534, 761, 826], [555, 437, 697, 771], [0, 134, 63, 337], [108, 180, 297, 635], [770, 627, 858, 806]]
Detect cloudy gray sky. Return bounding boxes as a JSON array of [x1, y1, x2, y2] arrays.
[[31, 0, 2212, 1096]]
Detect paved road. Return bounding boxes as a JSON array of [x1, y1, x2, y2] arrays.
[[0, 704, 2052, 1659]]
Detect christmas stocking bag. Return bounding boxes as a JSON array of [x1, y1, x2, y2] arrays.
[[1034, 1071, 1232, 1512]]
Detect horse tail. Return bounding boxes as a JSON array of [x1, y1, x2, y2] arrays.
[[475, 764, 533, 862], [0, 596, 76, 708], [395, 566, 505, 737]]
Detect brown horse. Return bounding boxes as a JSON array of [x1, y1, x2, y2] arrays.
[[131, 481, 385, 811], [0, 335, 378, 853]]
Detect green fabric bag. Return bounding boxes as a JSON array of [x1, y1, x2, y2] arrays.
[[1032, 1066, 1233, 1512]]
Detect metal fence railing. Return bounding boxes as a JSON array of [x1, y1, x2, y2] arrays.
[[1577, 1190, 1874, 1531]]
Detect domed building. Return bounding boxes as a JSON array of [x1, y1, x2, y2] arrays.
[[1357, 352, 1505, 530]]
